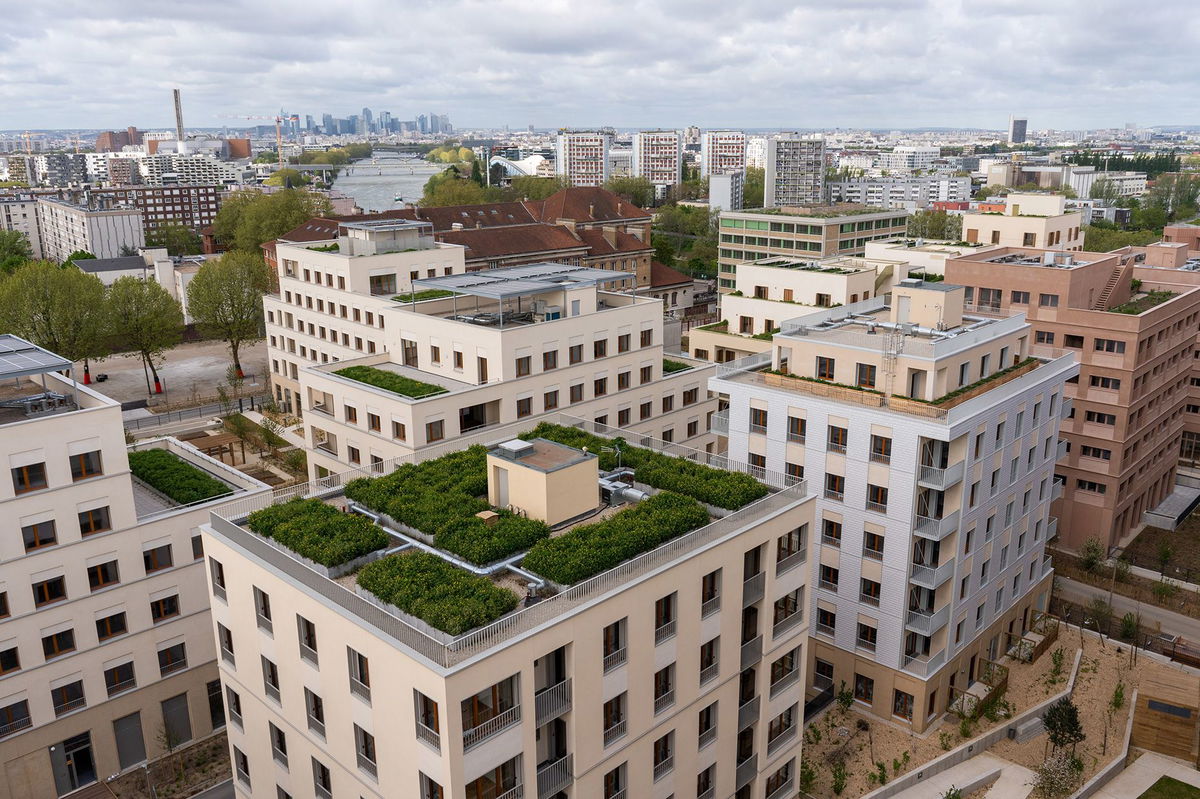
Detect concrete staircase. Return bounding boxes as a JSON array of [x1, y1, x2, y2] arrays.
[[1093, 267, 1124, 310]]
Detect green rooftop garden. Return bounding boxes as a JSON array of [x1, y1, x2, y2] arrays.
[[345, 446, 550, 565], [392, 289, 456, 303], [246, 498, 388, 567], [1108, 290, 1177, 315], [521, 423, 769, 510], [696, 319, 729, 333], [903, 357, 1038, 406], [357, 552, 518, 635], [523, 491, 710, 584], [308, 243, 340, 252], [752, 328, 780, 341], [334, 365, 448, 399], [128, 449, 233, 505], [740, 205, 891, 218], [662, 358, 692, 374]]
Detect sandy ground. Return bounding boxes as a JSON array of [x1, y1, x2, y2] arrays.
[[84, 339, 268, 405]]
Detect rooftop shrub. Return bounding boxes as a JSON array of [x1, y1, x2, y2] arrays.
[[523, 491, 710, 584], [521, 423, 769, 510], [662, 358, 692, 374], [392, 289, 455, 303], [357, 551, 518, 635], [128, 449, 233, 505], [246, 498, 388, 567], [333, 365, 448, 399]]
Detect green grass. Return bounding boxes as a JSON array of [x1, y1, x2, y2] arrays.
[[662, 358, 692, 373], [1139, 776, 1200, 799], [333, 365, 448, 399], [128, 449, 233, 505], [392, 289, 455, 303], [1109, 290, 1177, 315]]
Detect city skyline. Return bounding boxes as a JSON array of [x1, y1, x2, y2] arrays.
[[2, 0, 1198, 130]]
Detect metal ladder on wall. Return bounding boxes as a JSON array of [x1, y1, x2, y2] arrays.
[[881, 328, 905, 406]]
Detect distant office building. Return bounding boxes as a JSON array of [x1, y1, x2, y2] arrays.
[[138, 154, 250, 187], [0, 193, 42, 258], [700, 130, 746, 177], [555, 131, 612, 187], [708, 170, 744, 212], [84, 185, 223, 233], [94, 126, 143, 153], [828, 175, 971, 209], [876, 146, 941, 172], [35, 197, 145, 262], [632, 130, 682, 192], [764, 135, 826, 208], [1008, 116, 1028, 144]]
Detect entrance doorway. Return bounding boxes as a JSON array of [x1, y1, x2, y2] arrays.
[[50, 732, 97, 796]]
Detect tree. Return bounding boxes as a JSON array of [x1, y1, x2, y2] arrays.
[[488, 162, 507, 186], [1028, 750, 1083, 798], [421, 169, 487, 206], [264, 168, 311, 187], [63, 250, 96, 266], [1145, 173, 1200, 221], [106, 276, 183, 394], [0, 261, 110, 369], [213, 189, 333, 252], [1157, 539, 1174, 575], [1089, 178, 1123, 205], [0, 230, 33, 273], [604, 176, 655, 208], [186, 251, 270, 377], [907, 210, 963, 240], [469, 157, 485, 187], [742, 167, 765, 207], [145, 224, 202, 255], [1079, 536, 1105, 571], [253, 151, 279, 164], [974, 184, 1010, 200], [1043, 696, 1085, 754], [508, 175, 570, 200], [652, 235, 676, 265], [1087, 596, 1113, 644], [1082, 225, 1161, 252]]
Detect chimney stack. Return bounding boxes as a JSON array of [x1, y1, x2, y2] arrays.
[[172, 89, 185, 154]]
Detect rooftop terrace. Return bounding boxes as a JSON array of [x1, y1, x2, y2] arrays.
[[737, 203, 897, 218]]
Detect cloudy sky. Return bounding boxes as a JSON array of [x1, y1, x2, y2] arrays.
[[2, 0, 1196, 131]]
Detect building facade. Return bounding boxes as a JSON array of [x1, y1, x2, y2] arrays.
[[632, 131, 683, 194], [828, 176, 971, 210], [0, 193, 42, 259], [700, 131, 747, 178], [555, 132, 612, 188], [961, 194, 1082, 251], [35, 197, 145, 262], [764, 137, 825, 209], [83, 185, 222, 234]]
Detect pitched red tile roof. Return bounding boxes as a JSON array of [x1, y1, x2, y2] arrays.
[[278, 210, 412, 243], [438, 224, 590, 261], [525, 187, 651, 224], [650, 261, 693, 288], [575, 228, 653, 255], [409, 201, 536, 230]]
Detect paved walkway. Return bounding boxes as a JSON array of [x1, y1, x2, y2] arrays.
[[887, 753, 1033, 799], [1092, 751, 1200, 798], [188, 779, 234, 799], [1057, 576, 1200, 641]]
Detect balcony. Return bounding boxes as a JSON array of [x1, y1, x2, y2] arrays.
[[767, 774, 796, 799], [309, 402, 333, 418], [0, 715, 32, 738], [699, 724, 717, 750], [786, 431, 806, 445], [701, 595, 721, 618], [1043, 555, 1054, 578], [655, 620, 677, 645], [910, 560, 954, 589], [914, 510, 960, 541], [1056, 439, 1069, 460], [773, 609, 805, 640], [712, 410, 729, 436], [1048, 518, 1059, 540], [770, 668, 800, 699], [314, 438, 337, 456], [738, 696, 760, 731], [653, 756, 674, 782], [416, 721, 440, 751], [905, 605, 950, 635], [1061, 397, 1073, 420], [736, 753, 758, 790], [824, 487, 844, 501], [767, 723, 797, 755], [1052, 479, 1064, 502], [496, 786, 524, 799], [535, 679, 572, 726], [604, 719, 626, 746], [741, 634, 764, 669], [742, 572, 765, 607], [54, 695, 86, 717], [902, 648, 947, 676], [776, 548, 806, 576], [865, 499, 888, 514], [462, 705, 521, 751], [700, 662, 719, 686], [106, 677, 137, 697], [654, 690, 675, 715], [917, 461, 965, 490], [537, 754, 572, 798], [603, 647, 626, 673]]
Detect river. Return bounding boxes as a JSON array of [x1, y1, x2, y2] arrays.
[[333, 153, 446, 212]]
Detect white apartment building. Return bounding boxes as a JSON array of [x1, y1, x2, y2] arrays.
[[961, 193, 1083, 251], [0, 335, 269, 798], [202, 417, 813, 799], [265, 219, 469, 415], [711, 280, 1074, 732], [296, 263, 720, 477], [700, 131, 747, 178], [764, 137, 826, 208], [876, 146, 941, 173], [827, 176, 971, 210], [632, 130, 682, 193], [710, 171, 745, 213], [745, 137, 768, 170], [0, 194, 42, 259], [608, 148, 633, 179], [555, 132, 612, 188], [35, 197, 145, 262], [139, 154, 251, 187]]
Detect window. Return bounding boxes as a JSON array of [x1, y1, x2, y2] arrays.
[[88, 560, 120, 591], [1076, 479, 1107, 494], [683, 387, 699, 405], [0, 646, 20, 676], [105, 661, 136, 697], [654, 594, 676, 643], [860, 578, 882, 606], [542, 350, 557, 371], [426, 420, 445, 442], [305, 688, 325, 736], [641, 329, 653, 347], [143, 544, 173, 573], [151, 595, 180, 622], [777, 524, 807, 570], [856, 362, 877, 388], [367, 412, 381, 432], [870, 434, 892, 464], [822, 518, 842, 547], [12, 462, 47, 494], [816, 356, 835, 380], [1035, 330, 1055, 345], [262, 656, 281, 702], [218, 623, 234, 665], [594, 339, 607, 358], [816, 607, 836, 635], [1038, 293, 1059, 308], [857, 622, 878, 651], [750, 407, 768, 434], [568, 344, 583, 364], [453, 350, 464, 369], [652, 731, 674, 780], [354, 725, 377, 777], [1085, 410, 1116, 425], [787, 415, 806, 442], [603, 764, 626, 799], [1011, 290, 1030, 304], [42, 629, 75, 659], [1064, 334, 1084, 348], [894, 689, 915, 720], [603, 693, 627, 744], [773, 588, 804, 632], [158, 642, 187, 675], [824, 473, 845, 500], [33, 576, 66, 607], [69, 449, 104, 481], [1090, 375, 1121, 390], [653, 664, 675, 713], [866, 483, 888, 512], [1095, 338, 1126, 354], [349, 647, 371, 700], [515, 355, 531, 377], [51, 680, 85, 716], [854, 673, 874, 703], [661, 394, 674, 412], [827, 425, 847, 453], [594, 377, 607, 397], [22, 520, 57, 551], [344, 405, 358, 424], [79, 506, 111, 536], [603, 618, 626, 671], [1081, 445, 1111, 460]]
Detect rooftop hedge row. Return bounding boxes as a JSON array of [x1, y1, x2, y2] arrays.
[[522, 491, 710, 585], [344, 446, 550, 565], [520, 423, 769, 510], [246, 498, 389, 567], [333, 365, 448, 399], [128, 449, 233, 505], [357, 551, 518, 635]]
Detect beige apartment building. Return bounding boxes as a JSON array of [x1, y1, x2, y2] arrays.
[[961, 193, 1083, 251], [298, 263, 719, 478], [864, 238, 1001, 277], [717, 206, 909, 293], [202, 417, 813, 799], [945, 246, 1200, 551], [712, 280, 1074, 732], [689, 255, 912, 362], [0, 336, 268, 798]]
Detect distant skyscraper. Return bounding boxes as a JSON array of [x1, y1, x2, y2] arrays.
[[438, 114, 451, 134], [764, 134, 826, 208], [362, 107, 373, 133], [1008, 116, 1028, 145], [429, 112, 440, 135], [699, 130, 746, 177], [378, 111, 392, 133], [417, 114, 428, 134], [305, 115, 315, 133], [555, 130, 612, 187], [322, 113, 334, 133], [632, 130, 682, 192]]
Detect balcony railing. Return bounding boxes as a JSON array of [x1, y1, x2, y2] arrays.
[[816, 622, 835, 637], [736, 753, 758, 790], [902, 648, 947, 676], [1056, 439, 1069, 460], [712, 411, 729, 436], [828, 441, 847, 455], [655, 619, 677, 645], [701, 595, 721, 618], [603, 719, 626, 746], [256, 613, 272, 633], [1048, 518, 1059, 540], [905, 605, 950, 635], [910, 560, 955, 589], [918, 461, 965, 489], [865, 499, 888, 514], [416, 721, 440, 751], [741, 634, 763, 669], [821, 533, 841, 548], [770, 668, 800, 699], [107, 677, 137, 697], [776, 548, 806, 576], [1061, 397, 1073, 419], [350, 676, 371, 702], [603, 647, 626, 673], [699, 725, 717, 750], [1043, 555, 1054, 578], [914, 510, 960, 540], [786, 431, 806, 445], [869, 450, 891, 465], [0, 716, 32, 738], [767, 723, 797, 755], [824, 487, 844, 501], [54, 696, 86, 716], [654, 690, 675, 715], [766, 775, 796, 799], [742, 572, 765, 606], [750, 422, 768, 436], [738, 695, 760, 730], [1052, 479, 1064, 502], [495, 786, 524, 799], [653, 756, 674, 782], [356, 753, 376, 778], [773, 609, 805, 639], [463, 704, 521, 751], [534, 679, 572, 726], [537, 754, 572, 798], [700, 662, 719, 686], [819, 577, 838, 592]]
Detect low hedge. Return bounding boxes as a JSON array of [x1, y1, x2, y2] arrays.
[[662, 358, 692, 373], [128, 449, 233, 505], [523, 491, 710, 584], [333, 365, 447, 399], [521, 423, 769, 510], [344, 446, 550, 565], [246, 498, 388, 567], [357, 552, 518, 635], [392, 289, 455, 303]]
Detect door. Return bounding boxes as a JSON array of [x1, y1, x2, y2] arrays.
[[113, 712, 147, 770], [161, 693, 193, 749], [493, 465, 509, 508], [968, 655, 977, 682], [897, 295, 911, 323], [50, 732, 97, 796]]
